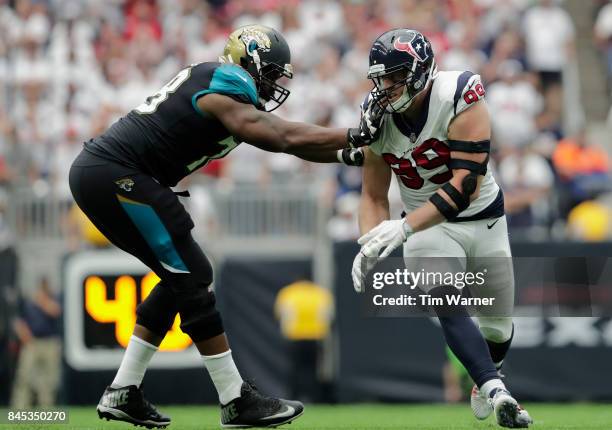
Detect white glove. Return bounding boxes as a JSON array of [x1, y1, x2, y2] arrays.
[[351, 249, 379, 293], [351, 219, 413, 293]]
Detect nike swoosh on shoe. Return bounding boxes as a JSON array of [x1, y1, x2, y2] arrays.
[[260, 405, 295, 421]]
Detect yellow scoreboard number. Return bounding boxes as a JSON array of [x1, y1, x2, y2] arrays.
[[84, 272, 191, 351], [64, 251, 200, 370]]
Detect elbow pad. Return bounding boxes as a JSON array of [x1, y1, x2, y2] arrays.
[[430, 175, 480, 220], [429, 140, 491, 221], [429, 181, 466, 220], [447, 139, 490, 175], [431, 140, 490, 220]]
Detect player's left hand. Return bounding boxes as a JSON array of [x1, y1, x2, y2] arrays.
[[347, 91, 385, 148], [351, 219, 413, 293], [359, 91, 385, 140]]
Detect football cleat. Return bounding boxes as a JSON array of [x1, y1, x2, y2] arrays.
[[470, 385, 492, 420], [97, 385, 171, 429], [220, 381, 304, 428], [471, 370, 508, 421], [517, 406, 534, 427], [490, 388, 531, 428]]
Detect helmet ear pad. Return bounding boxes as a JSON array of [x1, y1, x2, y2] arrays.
[[240, 56, 258, 81]]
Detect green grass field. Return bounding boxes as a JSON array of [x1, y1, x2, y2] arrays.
[[1, 404, 611, 430]]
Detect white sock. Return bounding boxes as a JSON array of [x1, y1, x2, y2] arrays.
[[111, 335, 158, 388], [481, 378, 507, 398], [202, 349, 244, 405]]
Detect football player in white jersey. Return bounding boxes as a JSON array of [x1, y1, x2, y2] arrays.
[[351, 29, 533, 428]]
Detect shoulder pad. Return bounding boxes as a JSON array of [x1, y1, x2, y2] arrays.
[[453, 72, 485, 115]]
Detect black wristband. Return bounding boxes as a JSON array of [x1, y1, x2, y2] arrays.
[[339, 148, 364, 166]]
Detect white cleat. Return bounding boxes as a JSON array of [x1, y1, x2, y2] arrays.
[[491, 389, 531, 428], [470, 385, 493, 420]]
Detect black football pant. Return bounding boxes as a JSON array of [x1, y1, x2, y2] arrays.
[[69, 149, 223, 342]]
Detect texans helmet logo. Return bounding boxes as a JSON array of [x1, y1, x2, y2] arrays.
[[393, 34, 429, 62]]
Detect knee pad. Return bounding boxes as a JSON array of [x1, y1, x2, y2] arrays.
[[478, 317, 513, 343], [136, 282, 178, 336], [173, 278, 224, 342]]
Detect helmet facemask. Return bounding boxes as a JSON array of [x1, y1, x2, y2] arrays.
[[243, 39, 293, 112], [251, 55, 293, 112], [368, 58, 437, 114]]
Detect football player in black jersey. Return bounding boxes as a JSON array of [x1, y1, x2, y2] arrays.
[[71, 25, 379, 429]]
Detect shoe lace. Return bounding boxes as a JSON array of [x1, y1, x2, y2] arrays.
[[243, 379, 282, 411], [133, 386, 159, 417]]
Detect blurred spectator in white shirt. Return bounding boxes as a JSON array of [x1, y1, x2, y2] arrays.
[[442, 21, 487, 73], [487, 60, 543, 148], [188, 15, 228, 64], [297, 0, 344, 45], [232, 0, 283, 32], [594, 0, 612, 94], [480, 28, 525, 84], [498, 146, 554, 228], [280, 46, 344, 125], [327, 192, 360, 241], [523, 0, 575, 90]]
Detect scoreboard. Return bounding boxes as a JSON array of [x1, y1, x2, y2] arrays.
[[64, 251, 201, 370]]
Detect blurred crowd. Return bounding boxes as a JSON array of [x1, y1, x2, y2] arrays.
[[0, 0, 610, 242]]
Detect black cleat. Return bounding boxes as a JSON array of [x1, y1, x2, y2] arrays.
[[96, 385, 171, 429], [220, 381, 304, 428]]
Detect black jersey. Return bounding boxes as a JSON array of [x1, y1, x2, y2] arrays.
[[84, 62, 260, 187]]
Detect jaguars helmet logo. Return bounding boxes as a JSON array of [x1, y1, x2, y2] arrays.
[[239, 27, 272, 56], [220, 25, 272, 64], [115, 178, 134, 192]]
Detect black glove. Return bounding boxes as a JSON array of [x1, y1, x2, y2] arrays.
[[337, 148, 364, 166], [347, 91, 385, 148]]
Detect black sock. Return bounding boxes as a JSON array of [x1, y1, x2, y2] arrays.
[[430, 286, 498, 388], [486, 324, 514, 369]]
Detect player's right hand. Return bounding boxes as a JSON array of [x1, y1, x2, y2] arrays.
[[352, 219, 413, 292], [352, 250, 374, 293], [351, 242, 383, 293], [347, 91, 385, 148]]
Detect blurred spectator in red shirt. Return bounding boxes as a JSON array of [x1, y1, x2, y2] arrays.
[[124, 0, 162, 42]]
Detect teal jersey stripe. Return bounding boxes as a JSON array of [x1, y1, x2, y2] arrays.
[[118, 196, 189, 273], [192, 64, 258, 116]]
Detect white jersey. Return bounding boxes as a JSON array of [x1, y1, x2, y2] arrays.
[[369, 71, 501, 220]]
